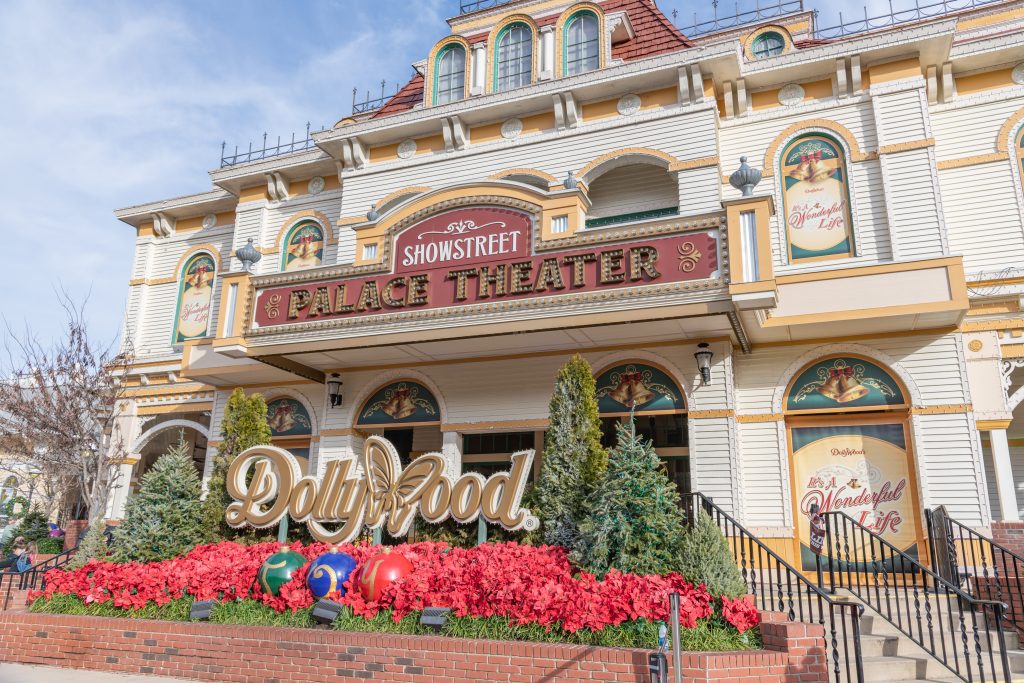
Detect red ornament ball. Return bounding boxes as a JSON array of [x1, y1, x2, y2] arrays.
[[357, 550, 413, 601]]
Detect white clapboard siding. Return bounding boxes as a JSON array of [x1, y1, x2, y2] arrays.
[[738, 420, 788, 528], [873, 87, 929, 146], [879, 147, 946, 259], [940, 162, 1024, 272], [337, 109, 719, 225], [931, 94, 1024, 161], [914, 412, 986, 524], [678, 166, 722, 216], [588, 163, 678, 218], [690, 417, 738, 514], [232, 204, 268, 274]]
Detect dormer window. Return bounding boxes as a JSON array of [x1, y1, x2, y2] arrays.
[[564, 11, 599, 76], [434, 43, 467, 105], [752, 31, 785, 58], [495, 22, 533, 91]]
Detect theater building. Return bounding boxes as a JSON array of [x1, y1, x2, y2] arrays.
[[111, 0, 1024, 569]]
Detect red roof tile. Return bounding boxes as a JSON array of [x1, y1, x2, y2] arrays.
[[603, 0, 693, 61], [372, 73, 425, 118], [793, 37, 831, 48]]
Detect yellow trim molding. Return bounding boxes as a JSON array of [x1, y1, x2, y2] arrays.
[[173, 244, 223, 279], [937, 152, 1010, 170], [742, 24, 794, 61], [553, 2, 606, 80], [489, 168, 559, 185], [486, 14, 540, 95], [909, 404, 972, 415], [737, 413, 784, 423], [762, 119, 873, 177], [689, 409, 734, 419], [424, 35, 473, 108], [997, 106, 1024, 153], [878, 138, 935, 155], [273, 209, 336, 253], [977, 419, 1013, 430], [577, 147, 683, 184]]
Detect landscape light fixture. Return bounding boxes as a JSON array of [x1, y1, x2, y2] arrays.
[[694, 343, 714, 386], [327, 373, 344, 408], [419, 606, 451, 632], [312, 598, 344, 625], [189, 599, 216, 621]]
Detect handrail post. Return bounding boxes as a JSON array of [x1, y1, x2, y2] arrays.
[[852, 604, 866, 683], [825, 511, 837, 594], [994, 602, 1012, 683], [669, 593, 682, 683]]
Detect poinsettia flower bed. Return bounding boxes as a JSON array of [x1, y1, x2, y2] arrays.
[[35, 540, 759, 636]]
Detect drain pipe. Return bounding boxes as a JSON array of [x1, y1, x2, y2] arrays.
[[669, 592, 682, 683]]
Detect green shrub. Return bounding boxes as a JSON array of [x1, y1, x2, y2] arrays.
[[36, 537, 65, 554], [1, 509, 50, 555], [676, 509, 748, 598], [111, 433, 206, 563]]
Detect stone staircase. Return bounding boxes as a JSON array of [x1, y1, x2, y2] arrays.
[[829, 590, 1024, 683]]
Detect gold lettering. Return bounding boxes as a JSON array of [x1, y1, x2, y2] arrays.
[[225, 447, 296, 528], [533, 258, 566, 293], [307, 287, 332, 317], [629, 246, 660, 281], [510, 261, 534, 294], [450, 473, 485, 523], [407, 274, 430, 306], [478, 264, 508, 299], [600, 249, 625, 284], [447, 268, 478, 302], [382, 277, 407, 308], [333, 285, 354, 313], [561, 253, 596, 288], [355, 281, 382, 311], [289, 478, 319, 520], [287, 289, 311, 318]]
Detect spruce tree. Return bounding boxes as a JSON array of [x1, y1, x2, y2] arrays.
[[574, 417, 687, 576], [535, 355, 607, 549], [202, 388, 272, 540], [112, 433, 206, 562], [68, 522, 109, 569], [676, 508, 748, 597]]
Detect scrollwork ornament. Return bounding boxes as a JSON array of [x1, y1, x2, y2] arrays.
[[677, 242, 702, 272], [263, 294, 283, 319]]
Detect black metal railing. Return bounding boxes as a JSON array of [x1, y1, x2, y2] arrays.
[[0, 544, 78, 611], [927, 506, 1024, 634], [686, 494, 865, 683], [459, 0, 513, 13], [812, 0, 1001, 39], [677, 0, 805, 37], [352, 82, 401, 115], [824, 511, 1012, 683], [220, 124, 323, 168]]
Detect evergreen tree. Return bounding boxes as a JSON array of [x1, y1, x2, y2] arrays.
[[676, 508, 748, 597], [67, 522, 109, 569], [535, 355, 607, 548], [574, 417, 686, 576], [201, 389, 272, 540], [112, 433, 206, 563]]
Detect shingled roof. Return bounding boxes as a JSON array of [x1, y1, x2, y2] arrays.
[[370, 0, 692, 119]]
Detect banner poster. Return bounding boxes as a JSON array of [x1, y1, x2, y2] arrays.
[[781, 135, 854, 263], [791, 422, 918, 571]]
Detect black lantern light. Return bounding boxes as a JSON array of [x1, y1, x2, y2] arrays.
[[327, 373, 344, 408], [694, 343, 713, 386]]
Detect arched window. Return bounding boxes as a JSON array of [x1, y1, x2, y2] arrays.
[[494, 23, 533, 92], [281, 220, 324, 271], [1016, 126, 1024, 196], [172, 252, 216, 344], [594, 362, 689, 497], [266, 397, 314, 475], [564, 11, 599, 76], [434, 44, 466, 105], [779, 134, 855, 264], [752, 31, 785, 58]]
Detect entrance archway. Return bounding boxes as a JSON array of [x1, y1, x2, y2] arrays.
[[131, 419, 209, 496], [783, 354, 922, 572]]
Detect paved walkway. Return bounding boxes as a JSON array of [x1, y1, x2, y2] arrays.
[[0, 663, 196, 682]]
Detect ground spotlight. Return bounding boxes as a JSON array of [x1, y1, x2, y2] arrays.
[[419, 606, 451, 631], [312, 598, 344, 625], [189, 599, 216, 621]]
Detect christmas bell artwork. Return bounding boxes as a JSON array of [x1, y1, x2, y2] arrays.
[[816, 366, 870, 404], [381, 387, 417, 420], [608, 372, 654, 407]]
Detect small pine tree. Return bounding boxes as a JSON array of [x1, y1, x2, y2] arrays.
[[111, 433, 206, 563], [68, 522, 109, 569], [201, 388, 272, 541], [574, 417, 687, 576], [676, 508, 748, 598], [534, 355, 607, 549]]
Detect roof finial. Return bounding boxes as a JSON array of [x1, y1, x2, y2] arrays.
[[728, 156, 762, 197]]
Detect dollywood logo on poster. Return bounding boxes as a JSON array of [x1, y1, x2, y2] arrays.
[[224, 435, 539, 543]]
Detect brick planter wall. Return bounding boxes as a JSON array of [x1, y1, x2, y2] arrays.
[[0, 611, 826, 683], [972, 575, 1024, 632], [992, 522, 1024, 558]]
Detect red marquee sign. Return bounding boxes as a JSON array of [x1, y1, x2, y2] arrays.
[[252, 207, 718, 329]]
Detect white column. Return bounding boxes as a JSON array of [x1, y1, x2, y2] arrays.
[[442, 431, 462, 479], [106, 459, 138, 520], [540, 26, 555, 80], [990, 429, 1020, 521], [470, 43, 486, 95]]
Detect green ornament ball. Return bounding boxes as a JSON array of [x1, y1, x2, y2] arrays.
[[258, 548, 307, 596]]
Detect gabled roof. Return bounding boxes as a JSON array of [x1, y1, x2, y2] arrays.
[[372, 73, 425, 119]]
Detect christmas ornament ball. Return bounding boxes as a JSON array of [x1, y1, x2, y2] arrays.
[[307, 548, 359, 599], [357, 550, 413, 601], [257, 547, 307, 596]]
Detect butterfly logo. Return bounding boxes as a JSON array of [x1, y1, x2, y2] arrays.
[[363, 436, 445, 536]]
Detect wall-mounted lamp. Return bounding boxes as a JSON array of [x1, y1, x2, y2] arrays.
[[694, 343, 714, 386], [327, 373, 343, 408]]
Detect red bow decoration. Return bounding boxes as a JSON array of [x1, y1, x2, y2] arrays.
[[393, 388, 410, 399], [828, 367, 853, 379], [799, 151, 823, 163]]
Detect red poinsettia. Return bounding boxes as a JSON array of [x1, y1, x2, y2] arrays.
[[37, 540, 754, 635]]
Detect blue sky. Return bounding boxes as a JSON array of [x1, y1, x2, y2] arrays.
[[0, 0, 884, 349]]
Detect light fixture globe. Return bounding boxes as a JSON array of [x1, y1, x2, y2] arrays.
[[694, 342, 714, 386], [235, 238, 262, 272], [327, 373, 344, 408], [729, 156, 762, 197]]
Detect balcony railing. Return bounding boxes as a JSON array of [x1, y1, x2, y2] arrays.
[[220, 123, 327, 168]]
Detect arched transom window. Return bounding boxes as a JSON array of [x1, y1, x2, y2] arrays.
[[564, 11, 599, 76], [434, 44, 466, 105], [495, 23, 533, 92], [752, 31, 785, 58], [779, 134, 855, 264]]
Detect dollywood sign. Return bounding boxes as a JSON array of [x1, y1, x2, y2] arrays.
[[224, 435, 539, 543]]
